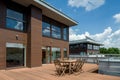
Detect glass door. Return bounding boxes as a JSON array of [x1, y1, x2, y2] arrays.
[[6, 43, 25, 67], [42, 46, 51, 64]]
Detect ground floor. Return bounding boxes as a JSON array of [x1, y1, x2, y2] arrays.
[[42, 46, 67, 64], [0, 42, 68, 69], [0, 63, 119, 80]]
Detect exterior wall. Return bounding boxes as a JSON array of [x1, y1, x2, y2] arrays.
[[69, 43, 100, 55], [0, 0, 70, 69], [69, 43, 87, 55], [42, 37, 69, 59], [0, 0, 6, 69], [0, 0, 27, 69], [0, 29, 27, 69], [27, 6, 42, 67]]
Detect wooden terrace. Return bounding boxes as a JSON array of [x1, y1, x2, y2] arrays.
[[0, 63, 119, 80]]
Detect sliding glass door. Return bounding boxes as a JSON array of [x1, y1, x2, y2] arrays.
[[52, 47, 61, 60], [42, 47, 61, 63], [42, 46, 51, 64]]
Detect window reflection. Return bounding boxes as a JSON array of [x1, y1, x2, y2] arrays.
[[52, 31, 61, 39], [64, 48, 67, 58], [42, 21, 50, 29], [6, 9, 25, 31], [6, 18, 23, 31], [52, 47, 61, 60], [7, 9, 23, 21], [52, 25, 61, 39], [52, 25, 60, 31], [63, 28, 67, 34], [42, 28, 50, 36], [93, 45, 99, 50], [88, 44, 93, 49], [42, 21, 50, 36], [63, 35, 67, 40], [42, 16, 68, 41], [63, 27, 68, 40], [6, 43, 25, 67]]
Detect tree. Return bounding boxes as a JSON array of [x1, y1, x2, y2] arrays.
[[100, 47, 120, 54], [100, 47, 108, 54]]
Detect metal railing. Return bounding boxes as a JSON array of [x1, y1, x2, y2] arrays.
[[69, 54, 120, 64]]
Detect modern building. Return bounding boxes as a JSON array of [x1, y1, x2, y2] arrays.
[[69, 36, 103, 56], [0, 0, 77, 69]]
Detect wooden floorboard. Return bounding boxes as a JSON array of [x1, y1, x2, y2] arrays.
[[0, 63, 120, 80]]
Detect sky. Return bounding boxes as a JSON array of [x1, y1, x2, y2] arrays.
[[45, 0, 120, 48]]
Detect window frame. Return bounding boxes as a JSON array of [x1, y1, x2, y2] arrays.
[[6, 2, 27, 32], [42, 16, 69, 41], [93, 45, 99, 50], [63, 27, 68, 40], [52, 47, 61, 60], [87, 44, 93, 50], [64, 48, 67, 58], [42, 21, 51, 37], [51, 25, 61, 39]]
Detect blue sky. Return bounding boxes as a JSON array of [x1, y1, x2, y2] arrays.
[[45, 0, 120, 48]]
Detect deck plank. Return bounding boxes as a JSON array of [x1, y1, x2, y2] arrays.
[[0, 63, 119, 80]]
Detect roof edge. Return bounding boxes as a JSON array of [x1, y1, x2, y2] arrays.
[[34, 0, 78, 26]]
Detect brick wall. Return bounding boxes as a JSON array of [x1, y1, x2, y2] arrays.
[[27, 5, 42, 67]]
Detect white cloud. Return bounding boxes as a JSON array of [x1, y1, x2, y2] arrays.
[[113, 13, 120, 23], [91, 27, 112, 41], [69, 27, 120, 48], [68, 0, 105, 11]]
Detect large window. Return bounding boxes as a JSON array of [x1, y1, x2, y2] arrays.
[[93, 45, 99, 50], [42, 16, 69, 41], [74, 44, 79, 48], [63, 27, 68, 40], [87, 44, 93, 49], [52, 25, 61, 39], [6, 9, 26, 31], [42, 21, 51, 37], [80, 44, 87, 49]]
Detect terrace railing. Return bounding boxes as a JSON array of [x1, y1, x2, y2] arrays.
[[69, 54, 120, 64]]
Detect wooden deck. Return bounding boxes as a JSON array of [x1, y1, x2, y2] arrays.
[[0, 63, 120, 80]]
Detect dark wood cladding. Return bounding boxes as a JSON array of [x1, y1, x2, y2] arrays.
[[27, 5, 42, 67]]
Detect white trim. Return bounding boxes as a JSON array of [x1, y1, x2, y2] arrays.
[[6, 43, 24, 48], [24, 45, 26, 67]]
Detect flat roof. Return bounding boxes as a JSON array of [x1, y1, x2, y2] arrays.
[[70, 37, 103, 46], [12, 0, 78, 26]]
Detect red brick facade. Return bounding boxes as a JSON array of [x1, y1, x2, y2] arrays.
[[0, 0, 71, 69]]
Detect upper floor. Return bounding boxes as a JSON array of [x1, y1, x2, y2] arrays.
[[70, 43, 100, 51], [0, 0, 77, 41], [69, 36, 103, 51]]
